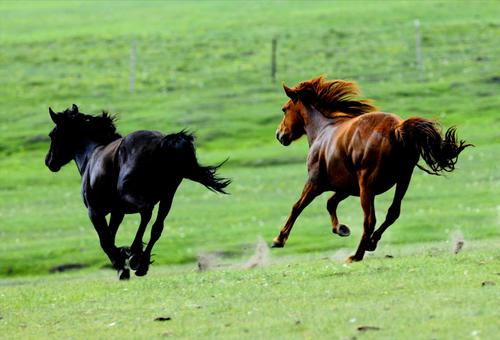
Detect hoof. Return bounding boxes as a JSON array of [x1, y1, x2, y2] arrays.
[[118, 268, 130, 280], [333, 224, 350, 237], [271, 237, 284, 248], [346, 255, 362, 263], [129, 254, 141, 271], [135, 266, 148, 277]]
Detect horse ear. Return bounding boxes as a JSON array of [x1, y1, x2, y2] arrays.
[[49, 107, 58, 123], [283, 84, 298, 103], [71, 104, 79, 113], [296, 84, 316, 104]]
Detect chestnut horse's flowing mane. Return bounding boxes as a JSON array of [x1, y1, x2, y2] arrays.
[[293, 76, 377, 117]]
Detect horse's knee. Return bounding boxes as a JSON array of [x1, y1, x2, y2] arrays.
[[291, 203, 302, 215]]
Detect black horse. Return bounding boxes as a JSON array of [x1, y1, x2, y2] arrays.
[[45, 104, 230, 279]]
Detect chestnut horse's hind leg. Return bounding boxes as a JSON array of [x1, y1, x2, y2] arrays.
[[327, 192, 350, 237], [88, 209, 129, 280], [135, 192, 177, 277], [348, 175, 376, 262], [128, 209, 153, 270], [272, 181, 320, 248], [366, 173, 412, 252]]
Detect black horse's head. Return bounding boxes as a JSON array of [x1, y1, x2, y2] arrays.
[[45, 104, 121, 172], [45, 104, 80, 172]]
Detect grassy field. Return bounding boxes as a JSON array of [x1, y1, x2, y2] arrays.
[[0, 0, 499, 338], [1, 240, 499, 339]]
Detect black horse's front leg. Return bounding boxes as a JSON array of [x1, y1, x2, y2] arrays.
[[88, 209, 129, 280]]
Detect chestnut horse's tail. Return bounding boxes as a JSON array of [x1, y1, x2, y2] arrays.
[[160, 131, 231, 193], [394, 117, 472, 175]]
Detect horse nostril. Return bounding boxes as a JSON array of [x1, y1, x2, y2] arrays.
[[276, 131, 281, 141]]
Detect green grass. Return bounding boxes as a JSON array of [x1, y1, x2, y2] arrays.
[[0, 1, 499, 338], [1, 240, 499, 339]]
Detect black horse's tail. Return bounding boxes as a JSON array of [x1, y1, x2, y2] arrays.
[[160, 131, 231, 193], [394, 117, 472, 175]]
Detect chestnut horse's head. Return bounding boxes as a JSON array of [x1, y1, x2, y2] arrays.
[[276, 77, 378, 146], [276, 84, 308, 146]]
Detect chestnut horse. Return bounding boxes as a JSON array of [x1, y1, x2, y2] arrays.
[[273, 76, 471, 262]]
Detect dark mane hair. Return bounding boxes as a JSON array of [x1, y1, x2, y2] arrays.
[[293, 76, 377, 117], [58, 107, 122, 144]]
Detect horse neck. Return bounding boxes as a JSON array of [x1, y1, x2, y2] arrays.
[[74, 138, 101, 176], [302, 105, 333, 146]]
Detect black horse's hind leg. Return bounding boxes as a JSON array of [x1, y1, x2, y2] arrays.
[[108, 212, 131, 267], [366, 171, 412, 252], [128, 209, 153, 270], [135, 189, 177, 277], [88, 209, 129, 280]]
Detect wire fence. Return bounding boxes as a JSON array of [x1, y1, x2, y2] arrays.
[[5, 19, 498, 99], [121, 19, 499, 95]]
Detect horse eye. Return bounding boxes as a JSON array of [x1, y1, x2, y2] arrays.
[[282, 108, 286, 114]]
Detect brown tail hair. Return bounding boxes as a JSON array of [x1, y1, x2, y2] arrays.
[[394, 117, 472, 175]]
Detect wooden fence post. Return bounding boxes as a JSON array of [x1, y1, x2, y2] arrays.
[[415, 19, 423, 79], [130, 40, 136, 93], [271, 37, 277, 83]]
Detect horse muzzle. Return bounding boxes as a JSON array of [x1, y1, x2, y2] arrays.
[[276, 130, 291, 146], [45, 155, 61, 172]]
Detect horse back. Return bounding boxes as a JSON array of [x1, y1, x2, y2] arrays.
[[342, 112, 403, 164]]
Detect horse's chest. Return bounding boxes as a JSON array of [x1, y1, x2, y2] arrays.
[[82, 166, 118, 211]]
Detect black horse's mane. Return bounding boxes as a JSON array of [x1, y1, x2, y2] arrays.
[[58, 106, 122, 144]]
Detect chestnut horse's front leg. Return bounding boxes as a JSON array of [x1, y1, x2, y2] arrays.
[[272, 180, 320, 248]]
